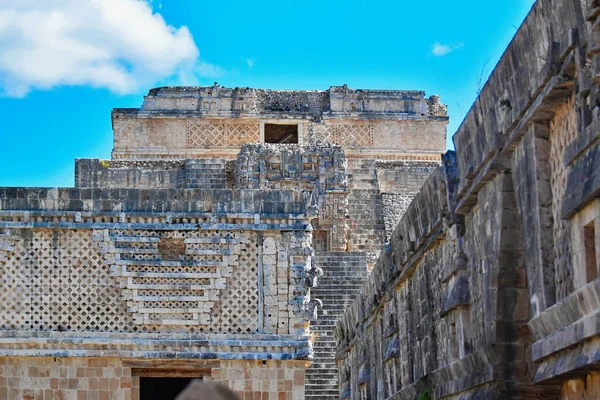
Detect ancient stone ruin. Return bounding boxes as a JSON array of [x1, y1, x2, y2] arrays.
[[0, 85, 447, 399], [3, 0, 600, 398], [335, 0, 600, 398]]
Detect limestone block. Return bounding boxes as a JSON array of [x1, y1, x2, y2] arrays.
[[263, 237, 277, 254]]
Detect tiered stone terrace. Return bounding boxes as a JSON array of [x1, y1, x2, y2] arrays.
[[0, 85, 447, 399]]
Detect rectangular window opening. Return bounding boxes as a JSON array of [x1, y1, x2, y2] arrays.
[[264, 124, 298, 144], [585, 222, 598, 283], [140, 377, 196, 400]]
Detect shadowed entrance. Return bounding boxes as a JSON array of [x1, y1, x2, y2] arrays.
[[140, 377, 194, 400]]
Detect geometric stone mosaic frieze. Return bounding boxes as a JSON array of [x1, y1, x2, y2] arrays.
[[319, 124, 374, 148], [187, 122, 260, 148], [0, 228, 260, 335], [97, 228, 259, 332]]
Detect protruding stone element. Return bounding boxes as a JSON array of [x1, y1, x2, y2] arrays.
[[427, 94, 448, 117], [357, 363, 370, 386], [441, 272, 470, 317], [304, 261, 324, 288], [304, 298, 323, 321], [263, 237, 276, 254], [383, 335, 400, 361]]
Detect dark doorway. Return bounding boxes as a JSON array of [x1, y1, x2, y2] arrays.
[[140, 377, 195, 400], [264, 124, 298, 144]]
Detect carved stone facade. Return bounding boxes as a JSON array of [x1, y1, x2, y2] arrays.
[[336, 1, 600, 399], [9, 2, 600, 395], [0, 85, 446, 399], [0, 189, 314, 399], [111, 85, 447, 160]]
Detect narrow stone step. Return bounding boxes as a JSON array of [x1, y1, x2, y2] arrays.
[[307, 251, 368, 399], [184, 158, 229, 189], [305, 389, 339, 393]]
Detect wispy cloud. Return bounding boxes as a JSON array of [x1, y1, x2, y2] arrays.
[[431, 41, 464, 57], [0, 0, 221, 97], [195, 62, 225, 78], [242, 57, 256, 68]]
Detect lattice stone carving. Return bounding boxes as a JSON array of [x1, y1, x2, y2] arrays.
[[550, 97, 578, 300], [99, 229, 259, 333], [321, 124, 374, 148], [0, 229, 131, 332], [187, 122, 259, 148], [227, 123, 260, 147], [318, 125, 336, 144], [0, 228, 260, 334], [214, 236, 259, 333], [187, 122, 226, 147], [314, 125, 336, 144], [0, 231, 29, 330]]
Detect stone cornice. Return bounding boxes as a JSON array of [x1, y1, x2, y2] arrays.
[[0, 331, 313, 361]]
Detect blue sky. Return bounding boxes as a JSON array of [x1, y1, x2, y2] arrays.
[[0, 0, 535, 187]]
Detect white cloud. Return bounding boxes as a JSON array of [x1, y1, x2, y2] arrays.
[[0, 0, 220, 97], [431, 41, 464, 57]]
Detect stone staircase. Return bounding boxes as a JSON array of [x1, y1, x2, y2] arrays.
[[306, 252, 368, 400], [183, 158, 228, 189]]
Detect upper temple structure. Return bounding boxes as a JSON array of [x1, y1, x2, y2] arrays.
[[109, 84, 447, 160], [2, 0, 600, 399]]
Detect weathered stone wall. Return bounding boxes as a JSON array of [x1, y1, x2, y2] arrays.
[[139, 85, 441, 117], [76, 158, 232, 190], [375, 160, 439, 194], [209, 360, 308, 400], [112, 116, 446, 160], [549, 98, 577, 300], [75, 159, 186, 189], [0, 187, 316, 398], [0, 228, 312, 335], [307, 120, 447, 155], [0, 187, 310, 215], [336, 0, 600, 398], [235, 144, 346, 193], [235, 143, 348, 253], [111, 85, 447, 160], [376, 160, 440, 239], [0, 357, 131, 400], [0, 357, 307, 400], [381, 193, 414, 239], [346, 189, 385, 264], [560, 373, 600, 399], [0, 188, 315, 336], [336, 157, 558, 399]]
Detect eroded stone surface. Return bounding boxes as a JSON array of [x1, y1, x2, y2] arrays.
[[0, 85, 446, 399], [335, 1, 600, 399]]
